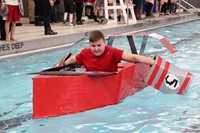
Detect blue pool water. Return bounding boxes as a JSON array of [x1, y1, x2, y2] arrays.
[[0, 20, 200, 133]]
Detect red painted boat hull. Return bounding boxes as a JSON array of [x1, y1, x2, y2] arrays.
[[32, 63, 150, 119]]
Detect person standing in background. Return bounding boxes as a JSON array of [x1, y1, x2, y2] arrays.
[[0, 0, 5, 40], [0, 0, 11, 40], [0, 16, 12, 40], [42, 0, 57, 35], [145, 0, 154, 17], [1, 0, 23, 41], [156, 0, 161, 14], [171, 0, 177, 14], [170, 0, 175, 14], [183, 0, 189, 12], [160, 0, 168, 15], [34, 0, 44, 26], [63, 0, 76, 26], [0, 16, 6, 40], [116, 0, 123, 22], [75, 0, 84, 25], [93, 0, 105, 23], [133, 0, 144, 20], [28, 0, 35, 24], [50, 0, 60, 23], [85, 0, 95, 19]]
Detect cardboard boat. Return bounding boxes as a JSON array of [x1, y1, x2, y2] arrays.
[[32, 62, 150, 119]]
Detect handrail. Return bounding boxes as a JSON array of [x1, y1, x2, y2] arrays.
[[182, 0, 200, 12], [176, 2, 193, 14], [177, 0, 200, 14]]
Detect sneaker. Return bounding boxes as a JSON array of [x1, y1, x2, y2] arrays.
[[99, 18, 108, 24], [68, 23, 73, 26], [63, 21, 67, 25], [159, 13, 165, 16], [76, 21, 83, 25], [165, 12, 170, 15]]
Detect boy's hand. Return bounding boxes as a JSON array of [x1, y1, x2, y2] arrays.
[[64, 56, 77, 66]]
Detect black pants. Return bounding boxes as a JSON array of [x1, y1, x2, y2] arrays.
[[76, 2, 83, 22], [161, 2, 167, 14], [42, 0, 53, 30], [146, 2, 153, 16], [0, 17, 6, 40], [0, 17, 11, 40], [35, 0, 43, 17]]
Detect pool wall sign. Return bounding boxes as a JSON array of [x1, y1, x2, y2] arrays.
[[0, 42, 24, 51], [0, 37, 66, 56], [0, 32, 86, 57]]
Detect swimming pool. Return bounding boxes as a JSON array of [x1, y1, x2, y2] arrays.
[[0, 20, 200, 133]]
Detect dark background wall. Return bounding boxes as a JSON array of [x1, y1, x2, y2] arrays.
[[188, 0, 200, 7]]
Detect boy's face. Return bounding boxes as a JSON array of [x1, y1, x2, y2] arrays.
[[89, 38, 106, 56]]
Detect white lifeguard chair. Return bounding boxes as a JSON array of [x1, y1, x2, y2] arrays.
[[104, 0, 137, 24]]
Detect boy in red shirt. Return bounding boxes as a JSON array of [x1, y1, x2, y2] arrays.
[[64, 30, 155, 72]]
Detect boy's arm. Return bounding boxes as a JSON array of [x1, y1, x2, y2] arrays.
[[63, 56, 77, 66], [121, 51, 155, 65]]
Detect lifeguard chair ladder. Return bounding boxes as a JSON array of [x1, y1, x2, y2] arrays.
[[104, 0, 137, 24]]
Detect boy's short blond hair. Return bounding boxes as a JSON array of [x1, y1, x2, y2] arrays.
[[89, 30, 105, 43]]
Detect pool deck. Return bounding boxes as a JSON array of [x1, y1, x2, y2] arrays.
[[0, 11, 200, 58]]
